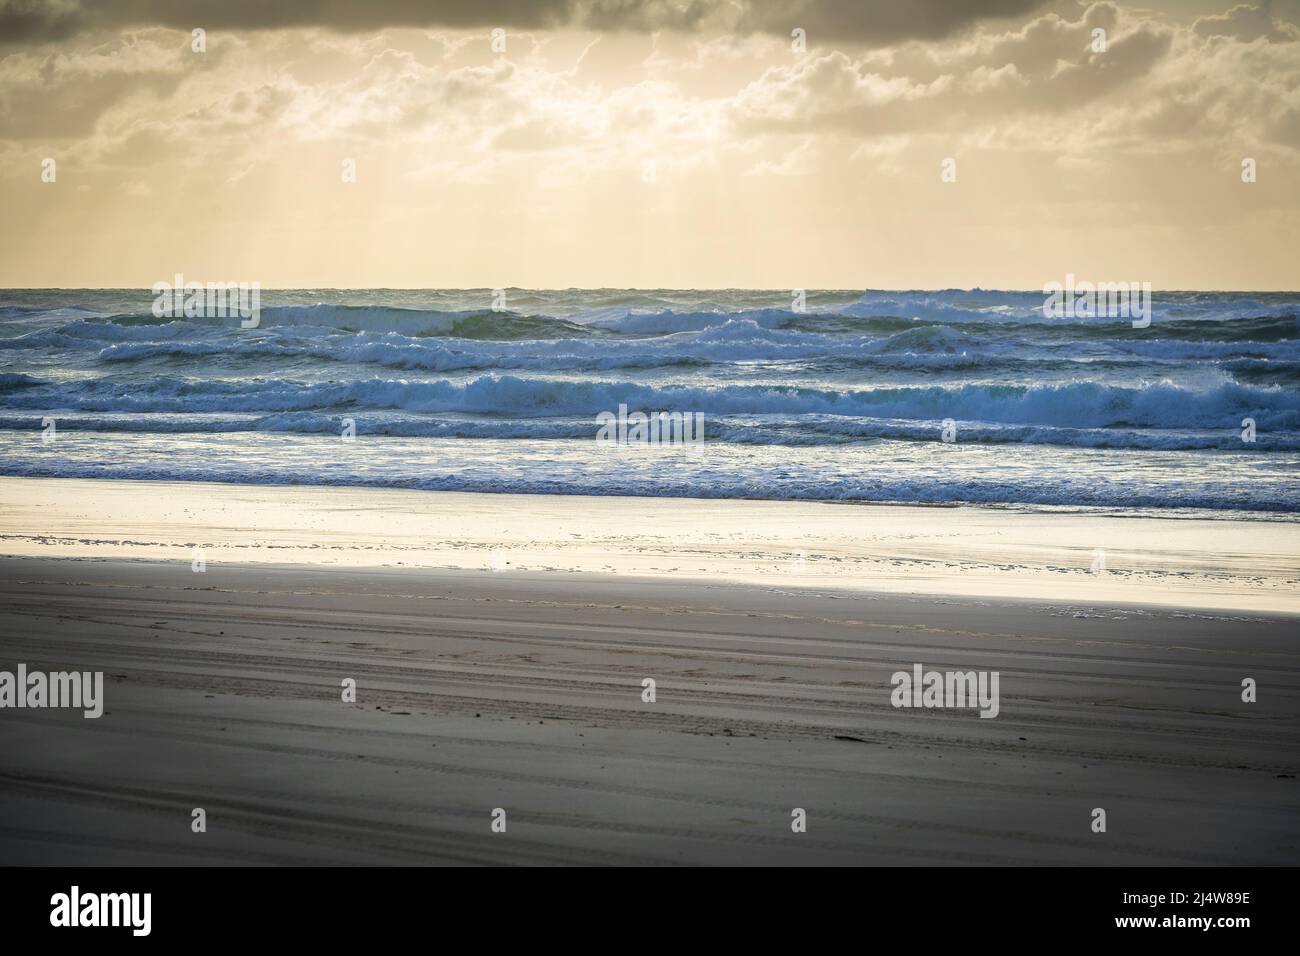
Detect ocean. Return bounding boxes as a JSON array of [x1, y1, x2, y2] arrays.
[[2, 288, 1298, 515]]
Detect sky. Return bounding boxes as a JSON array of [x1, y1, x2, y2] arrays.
[[1, 0, 1298, 289]]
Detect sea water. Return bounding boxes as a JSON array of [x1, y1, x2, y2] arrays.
[[1, 288, 1297, 515]]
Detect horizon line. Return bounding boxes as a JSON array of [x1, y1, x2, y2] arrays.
[[3, 286, 1299, 294]]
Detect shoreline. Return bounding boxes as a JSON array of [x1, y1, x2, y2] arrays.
[[13, 469, 1299, 522], [1, 476, 1297, 614]]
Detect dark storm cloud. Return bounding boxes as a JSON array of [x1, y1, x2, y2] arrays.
[[738, 0, 1049, 43], [0, 1, 574, 42], [1, 0, 1051, 44], [0, 0, 85, 42]]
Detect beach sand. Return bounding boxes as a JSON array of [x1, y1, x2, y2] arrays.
[[0, 477, 1296, 864]]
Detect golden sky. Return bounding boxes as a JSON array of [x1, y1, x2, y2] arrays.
[[2, 0, 1298, 289]]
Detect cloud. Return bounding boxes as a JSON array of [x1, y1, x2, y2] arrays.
[[727, 8, 1178, 140], [3, 1, 1299, 289], [1, 0, 1052, 45], [737, 0, 1050, 43], [0, 31, 206, 138], [744, 136, 817, 176], [0, 0, 83, 42], [1193, 3, 1300, 43], [0, 1, 576, 44]]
